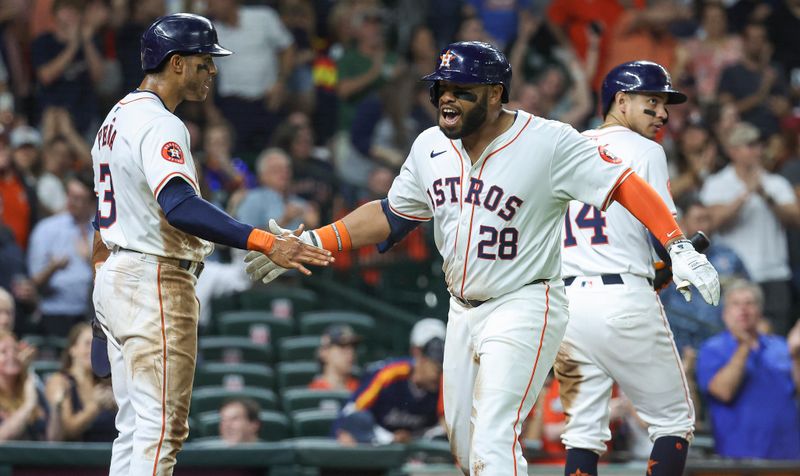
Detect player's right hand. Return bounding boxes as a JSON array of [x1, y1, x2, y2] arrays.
[[668, 239, 720, 305], [245, 220, 323, 281], [267, 223, 332, 275]]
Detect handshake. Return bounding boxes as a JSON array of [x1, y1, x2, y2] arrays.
[[245, 220, 324, 283]]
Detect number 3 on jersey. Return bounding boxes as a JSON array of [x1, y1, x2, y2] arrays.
[[97, 163, 116, 228], [563, 204, 608, 247]]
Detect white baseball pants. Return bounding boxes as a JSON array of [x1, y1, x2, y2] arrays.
[[556, 274, 694, 454], [442, 281, 568, 476], [94, 250, 199, 476]]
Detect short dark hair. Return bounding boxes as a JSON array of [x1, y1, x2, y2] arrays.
[[144, 53, 180, 75], [222, 398, 260, 422]]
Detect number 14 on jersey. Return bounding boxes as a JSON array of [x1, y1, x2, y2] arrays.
[[563, 204, 608, 247]]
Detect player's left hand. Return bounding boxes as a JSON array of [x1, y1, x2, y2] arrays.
[[668, 239, 720, 305]]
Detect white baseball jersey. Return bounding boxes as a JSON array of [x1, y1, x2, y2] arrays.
[[91, 90, 213, 262], [387, 111, 633, 301], [555, 125, 693, 454], [561, 125, 676, 279]]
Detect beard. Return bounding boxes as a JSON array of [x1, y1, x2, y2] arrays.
[[439, 93, 488, 139], [185, 75, 209, 102]]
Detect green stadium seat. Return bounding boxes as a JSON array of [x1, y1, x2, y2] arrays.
[[198, 336, 273, 364], [278, 335, 321, 362], [190, 386, 278, 415], [209, 293, 240, 321], [21, 335, 68, 362], [196, 409, 291, 441], [239, 285, 319, 318], [281, 388, 351, 413], [187, 415, 200, 441], [276, 361, 320, 392], [290, 409, 338, 438], [217, 311, 294, 346], [298, 311, 376, 338], [194, 362, 275, 391], [19, 335, 44, 347], [30, 360, 60, 381]]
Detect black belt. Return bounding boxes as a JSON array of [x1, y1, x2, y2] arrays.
[[115, 247, 204, 278], [563, 274, 652, 286], [454, 278, 548, 308], [178, 258, 205, 278]]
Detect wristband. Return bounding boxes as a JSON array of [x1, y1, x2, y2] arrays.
[[667, 238, 692, 254], [314, 220, 352, 252], [246, 229, 276, 254]]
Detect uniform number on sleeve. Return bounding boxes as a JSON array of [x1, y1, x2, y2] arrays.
[[477, 226, 518, 260], [563, 204, 608, 247], [97, 163, 116, 228]]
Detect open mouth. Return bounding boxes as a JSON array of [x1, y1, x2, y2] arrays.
[[441, 106, 461, 126]]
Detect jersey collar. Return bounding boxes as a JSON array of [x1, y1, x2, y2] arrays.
[[584, 125, 628, 137], [470, 109, 530, 164], [131, 89, 169, 111]]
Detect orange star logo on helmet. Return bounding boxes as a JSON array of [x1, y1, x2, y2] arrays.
[[440, 50, 456, 68], [570, 469, 592, 476], [161, 142, 185, 164], [647, 459, 659, 475], [598, 145, 622, 164]]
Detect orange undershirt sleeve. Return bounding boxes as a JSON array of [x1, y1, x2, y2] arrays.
[[315, 220, 352, 252], [246, 229, 276, 254], [611, 172, 683, 247]]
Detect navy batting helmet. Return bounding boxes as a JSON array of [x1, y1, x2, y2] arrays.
[[601, 61, 686, 116], [421, 41, 512, 106], [141, 13, 232, 72]]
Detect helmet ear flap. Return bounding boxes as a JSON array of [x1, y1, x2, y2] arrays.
[[429, 82, 440, 107]]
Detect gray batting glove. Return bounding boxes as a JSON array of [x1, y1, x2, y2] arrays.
[[244, 220, 318, 284], [668, 239, 720, 305]]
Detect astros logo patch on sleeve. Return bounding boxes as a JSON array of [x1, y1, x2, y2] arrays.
[[161, 142, 185, 164], [598, 145, 622, 164]]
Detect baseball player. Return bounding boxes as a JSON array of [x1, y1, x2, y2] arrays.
[[90, 14, 332, 476], [557, 61, 699, 476], [245, 42, 719, 476]]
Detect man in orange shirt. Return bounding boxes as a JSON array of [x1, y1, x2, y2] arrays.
[[547, 0, 636, 89], [600, 1, 691, 80], [0, 139, 35, 250]]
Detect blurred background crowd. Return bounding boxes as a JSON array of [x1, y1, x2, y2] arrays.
[[0, 0, 799, 468]]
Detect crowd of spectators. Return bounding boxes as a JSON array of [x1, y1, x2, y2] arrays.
[[0, 0, 797, 464]]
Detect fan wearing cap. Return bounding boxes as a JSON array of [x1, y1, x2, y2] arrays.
[[309, 324, 362, 392], [89, 13, 332, 476], [334, 318, 445, 446], [9, 126, 43, 205]]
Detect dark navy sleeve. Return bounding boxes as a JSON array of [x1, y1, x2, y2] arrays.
[[157, 177, 254, 249], [650, 233, 669, 262], [376, 199, 422, 253]]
